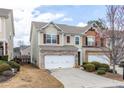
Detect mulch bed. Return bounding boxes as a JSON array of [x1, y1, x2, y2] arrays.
[[0, 75, 15, 83], [94, 72, 124, 81]]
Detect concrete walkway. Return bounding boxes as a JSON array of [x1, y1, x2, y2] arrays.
[[51, 68, 124, 88]]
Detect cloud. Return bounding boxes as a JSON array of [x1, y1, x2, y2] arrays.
[[77, 22, 87, 27], [0, 1, 86, 47], [32, 12, 65, 22], [0, 0, 44, 47], [61, 17, 73, 22]]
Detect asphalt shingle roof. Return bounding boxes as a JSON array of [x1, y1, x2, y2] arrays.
[[32, 21, 94, 34]]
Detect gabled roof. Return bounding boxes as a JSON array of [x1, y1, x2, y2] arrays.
[[32, 21, 88, 34], [32, 21, 102, 34], [30, 21, 102, 41]]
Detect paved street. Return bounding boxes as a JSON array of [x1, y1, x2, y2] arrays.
[[51, 68, 124, 88]]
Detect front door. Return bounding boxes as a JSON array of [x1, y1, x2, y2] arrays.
[[78, 52, 80, 65]]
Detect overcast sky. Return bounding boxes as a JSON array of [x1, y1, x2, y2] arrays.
[[0, 0, 106, 47]]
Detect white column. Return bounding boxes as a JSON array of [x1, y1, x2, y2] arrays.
[[80, 50, 83, 65], [38, 31, 40, 45], [62, 33, 64, 46], [3, 41, 6, 55]]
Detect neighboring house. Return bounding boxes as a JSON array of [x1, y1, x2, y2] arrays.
[[20, 46, 30, 56], [30, 21, 109, 69], [0, 8, 14, 61], [14, 46, 30, 58], [13, 47, 21, 58]]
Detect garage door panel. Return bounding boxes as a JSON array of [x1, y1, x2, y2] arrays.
[[45, 55, 75, 69], [88, 55, 109, 64]]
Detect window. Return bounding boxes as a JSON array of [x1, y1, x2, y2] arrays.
[[67, 36, 70, 43], [75, 36, 80, 45], [46, 34, 57, 44], [87, 36, 95, 46]]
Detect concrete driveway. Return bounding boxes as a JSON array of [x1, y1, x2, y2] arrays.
[[51, 68, 124, 88]]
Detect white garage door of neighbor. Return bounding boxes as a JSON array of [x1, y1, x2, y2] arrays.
[[45, 55, 75, 69], [88, 55, 109, 64]]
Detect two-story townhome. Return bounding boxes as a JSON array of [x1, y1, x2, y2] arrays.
[[30, 21, 109, 69], [0, 8, 14, 60]]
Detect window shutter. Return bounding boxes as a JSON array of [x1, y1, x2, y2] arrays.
[[44, 34, 46, 44], [57, 35, 59, 44], [67, 36, 70, 43], [85, 37, 87, 46]]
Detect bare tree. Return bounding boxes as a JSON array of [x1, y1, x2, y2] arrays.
[[103, 5, 124, 74], [18, 40, 24, 48]]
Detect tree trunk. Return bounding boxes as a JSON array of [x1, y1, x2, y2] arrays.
[[112, 62, 116, 74]]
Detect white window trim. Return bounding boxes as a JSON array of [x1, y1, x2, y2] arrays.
[[46, 34, 57, 45], [75, 35, 80, 45], [87, 36, 95, 46]]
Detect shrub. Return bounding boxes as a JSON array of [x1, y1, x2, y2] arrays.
[[0, 55, 8, 61], [98, 67, 107, 72], [0, 63, 11, 73], [99, 63, 110, 71], [97, 69, 106, 75], [91, 61, 101, 70], [85, 64, 95, 72], [83, 62, 89, 65], [8, 61, 20, 71], [83, 64, 87, 70]]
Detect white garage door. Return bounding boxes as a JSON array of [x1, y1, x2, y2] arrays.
[[45, 55, 75, 69], [88, 54, 109, 64]]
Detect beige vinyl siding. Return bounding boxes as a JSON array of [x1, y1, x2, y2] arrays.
[[64, 35, 74, 45], [64, 35, 83, 48], [6, 13, 14, 60], [0, 17, 5, 40], [31, 25, 39, 65], [40, 24, 63, 46]]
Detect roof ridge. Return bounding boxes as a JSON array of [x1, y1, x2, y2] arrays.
[[32, 21, 88, 29]]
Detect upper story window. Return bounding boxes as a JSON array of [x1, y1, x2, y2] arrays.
[[46, 34, 57, 44], [67, 36, 70, 43], [44, 34, 59, 44], [87, 36, 95, 46], [75, 36, 80, 45]]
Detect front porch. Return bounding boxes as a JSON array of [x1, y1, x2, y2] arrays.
[[0, 41, 8, 57]]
